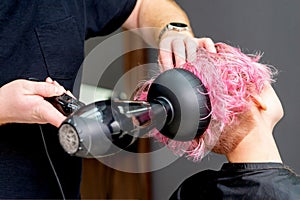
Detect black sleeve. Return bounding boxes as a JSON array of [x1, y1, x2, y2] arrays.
[[85, 0, 137, 39]]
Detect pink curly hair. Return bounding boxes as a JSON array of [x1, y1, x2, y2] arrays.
[[134, 42, 277, 161]]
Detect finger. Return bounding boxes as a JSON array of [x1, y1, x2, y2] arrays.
[[35, 102, 67, 127], [65, 90, 76, 99], [185, 38, 198, 62], [45, 77, 62, 88], [172, 39, 186, 68], [45, 77, 54, 84], [45, 110, 66, 128], [53, 80, 62, 87], [197, 38, 216, 53], [159, 39, 173, 71], [30, 82, 65, 97]]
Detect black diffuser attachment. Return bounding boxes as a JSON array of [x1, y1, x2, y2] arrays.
[[147, 68, 211, 141]]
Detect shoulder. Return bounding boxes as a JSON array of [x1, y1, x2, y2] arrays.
[[170, 169, 221, 200]]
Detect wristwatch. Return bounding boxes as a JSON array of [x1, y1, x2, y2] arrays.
[[158, 22, 190, 40]]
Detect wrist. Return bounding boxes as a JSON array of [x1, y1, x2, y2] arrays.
[[158, 22, 191, 41]]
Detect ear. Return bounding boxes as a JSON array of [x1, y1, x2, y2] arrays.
[[250, 94, 267, 111]]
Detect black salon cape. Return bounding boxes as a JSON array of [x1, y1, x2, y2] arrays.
[[170, 163, 300, 200], [0, 0, 136, 198]]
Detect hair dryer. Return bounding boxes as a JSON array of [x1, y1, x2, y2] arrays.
[[57, 68, 211, 158]]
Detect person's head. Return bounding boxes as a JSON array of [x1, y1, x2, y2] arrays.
[[134, 42, 283, 161]]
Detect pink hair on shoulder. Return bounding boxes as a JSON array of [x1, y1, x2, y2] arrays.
[[134, 42, 276, 161]]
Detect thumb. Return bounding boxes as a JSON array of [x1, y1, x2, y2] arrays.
[[38, 102, 67, 127]]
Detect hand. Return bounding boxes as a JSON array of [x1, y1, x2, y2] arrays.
[[158, 31, 216, 71], [0, 78, 67, 127], [45, 77, 75, 98]]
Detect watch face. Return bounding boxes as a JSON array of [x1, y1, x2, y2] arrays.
[[59, 124, 79, 154], [159, 22, 189, 40], [169, 22, 188, 28]]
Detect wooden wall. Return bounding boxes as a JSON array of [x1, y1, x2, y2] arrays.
[[80, 30, 152, 200]]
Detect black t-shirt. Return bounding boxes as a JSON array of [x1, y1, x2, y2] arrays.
[[170, 163, 300, 200], [0, 0, 136, 198]]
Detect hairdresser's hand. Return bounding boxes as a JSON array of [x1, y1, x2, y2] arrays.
[[159, 31, 216, 70], [0, 78, 67, 127]]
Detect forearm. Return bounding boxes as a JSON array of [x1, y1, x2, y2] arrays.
[[123, 0, 193, 46]]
